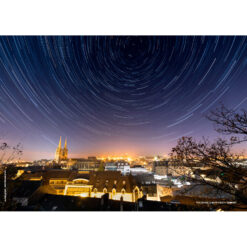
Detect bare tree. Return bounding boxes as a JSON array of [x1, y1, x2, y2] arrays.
[[207, 104, 247, 143], [0, 141, 23, 165], [170, 105, 247, 208], [0, 140, 23, 209]]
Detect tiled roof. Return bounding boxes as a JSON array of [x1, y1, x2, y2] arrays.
[[89, 171, 138, 193]]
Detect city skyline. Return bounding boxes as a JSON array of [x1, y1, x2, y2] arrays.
[[1, 36, 247, 160]]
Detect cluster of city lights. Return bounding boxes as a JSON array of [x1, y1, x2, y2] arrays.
[[96, 155, 163, 162], [97, 156, 133, 162]]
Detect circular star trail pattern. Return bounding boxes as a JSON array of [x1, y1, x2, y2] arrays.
[[1, 36, 247, 158]]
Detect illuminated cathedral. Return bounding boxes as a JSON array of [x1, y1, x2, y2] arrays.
[[55, 137, 68, 163]]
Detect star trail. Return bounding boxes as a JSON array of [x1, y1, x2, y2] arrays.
[[1, 36, 247, 160]]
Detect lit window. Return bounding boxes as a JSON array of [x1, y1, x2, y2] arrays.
[[122, 180, 126, 185]]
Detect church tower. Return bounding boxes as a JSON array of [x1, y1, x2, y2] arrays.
[[54, 137, 69, 163], [55, 136, 63, 163], [62, 137, 68, 160]]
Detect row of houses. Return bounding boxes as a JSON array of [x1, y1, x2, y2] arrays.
[[19, 170, 146, 202]]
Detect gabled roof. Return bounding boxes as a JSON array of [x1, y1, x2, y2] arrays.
[[89, 171, 138, 193]]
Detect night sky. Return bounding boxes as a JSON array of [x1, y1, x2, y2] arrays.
[[1, 36, 247, 160]]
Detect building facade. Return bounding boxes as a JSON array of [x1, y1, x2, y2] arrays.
[[105, 161, 130, 175], [87, 171, 142, 202], [19, 169, 148, 202], [48, 171, 143, 202], [67, 158, 101, 171]]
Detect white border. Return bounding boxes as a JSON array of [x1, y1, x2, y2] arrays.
[[0, 212, 246, 247], [0, 0, 247, 35]]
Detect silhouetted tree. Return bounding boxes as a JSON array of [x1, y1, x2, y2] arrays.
[[0, 140, 23, 209], [207, 104, 247, 143], [170, 105, 247, 208]]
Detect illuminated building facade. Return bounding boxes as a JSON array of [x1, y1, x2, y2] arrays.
[[47, 170, 88, 195], [64, 178, 93, 197], [116, 161, 130, 175], [105, 162, 117, 171], [66, 158, 101, 170], [47, 171, 143, 202], [105, 161, 130, 175], [18, 169, 144, 202], [130, 165, 150, 175], [87, 171, 142, 202]]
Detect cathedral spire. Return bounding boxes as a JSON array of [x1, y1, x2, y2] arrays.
[[64, 137, 67, 149], [63, 137, 68, 160], [58, 136, 62, 149], [55, 136, 63, 163]]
